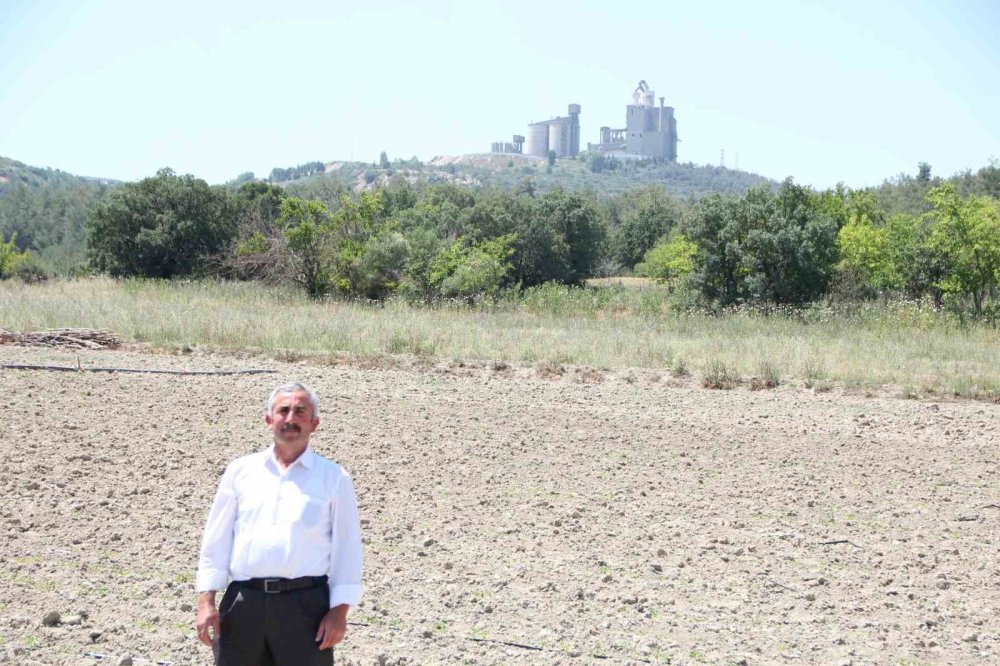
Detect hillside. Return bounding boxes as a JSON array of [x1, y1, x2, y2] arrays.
[[272, 153, 775, 199], [0, 156, 116, 273], [0, 156, 116, 194]]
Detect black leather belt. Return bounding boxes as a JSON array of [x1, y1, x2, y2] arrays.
[[235, 575, 328, 594]]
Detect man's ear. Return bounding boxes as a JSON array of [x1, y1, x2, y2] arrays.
[[265, 413, 274, 427], [312, 416, 320, 430]]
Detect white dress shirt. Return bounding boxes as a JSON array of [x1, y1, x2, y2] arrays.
[[196, 445, 363, 608]]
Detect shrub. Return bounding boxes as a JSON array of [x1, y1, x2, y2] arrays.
[[701, 359, 740, 389], [750, 359, 781, 390], [87, 168, 238, 278], [0, 234, 34, 279]]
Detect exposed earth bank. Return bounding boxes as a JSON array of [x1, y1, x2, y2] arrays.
[[1, 346, 998, 665]]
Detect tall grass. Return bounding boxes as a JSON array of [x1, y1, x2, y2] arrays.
[[1, 278, 997, 398]]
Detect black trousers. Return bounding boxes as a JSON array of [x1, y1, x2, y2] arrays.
[[215, 582, 333, 666]]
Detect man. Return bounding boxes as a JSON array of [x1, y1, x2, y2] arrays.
[[195, 382, 363, 665]]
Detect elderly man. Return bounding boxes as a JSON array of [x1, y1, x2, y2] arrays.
[[195, 382, 363, 665]]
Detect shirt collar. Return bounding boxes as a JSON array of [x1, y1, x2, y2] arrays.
[[266, 444, 316, 471]]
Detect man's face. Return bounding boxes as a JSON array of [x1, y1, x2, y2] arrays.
[[265, 390, 319, 449]]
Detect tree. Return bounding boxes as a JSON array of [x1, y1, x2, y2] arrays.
[[429, 234, 516, 301], [0, 233, 32, 279], [682, 194, 744, 304], [917, 162, 932, 183], [535, 189, 607, 285], [683, 181, 837, 305], [547, 150, 557, 167], [740, 180, 838, 304], [884, 213, 942, 301], [87, 168, 237, 278], [351, 232, 409, 300], [379, 151, 390, 169], [926, 184, 1000, 313], [279, 197, 336, 298], [613, 186, 682, 269], [635, 232, 697, 287], [836, 214, 892, 294], [975, 159, 1000, 199]]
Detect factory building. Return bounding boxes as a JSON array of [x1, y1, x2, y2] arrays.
[[525, 104, 581, 158], [491, 104, 581, 158], [589, 81, 678, 161], [489, 82, 676, 161], [490, 136, 524, 154]]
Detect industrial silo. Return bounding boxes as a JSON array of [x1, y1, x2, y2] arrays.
[[526, 122, 549, 157], [548, 121, 566, 157]]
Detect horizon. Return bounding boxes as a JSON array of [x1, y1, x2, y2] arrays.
[[2, 0, 998, 189]]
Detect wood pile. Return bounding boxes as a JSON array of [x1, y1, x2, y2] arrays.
[[0, 328, 122, 350]]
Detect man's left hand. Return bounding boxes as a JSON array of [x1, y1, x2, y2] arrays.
[[315, 604, 349, 649]]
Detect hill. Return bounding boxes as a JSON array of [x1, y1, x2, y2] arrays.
[[267, 153, 775, 199], [0, 156, 116, 194], [0, 156, 117, 273]]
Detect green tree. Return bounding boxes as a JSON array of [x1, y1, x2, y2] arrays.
[[917, 162, 932, 183], [279, 197, 336, 298], [884, 213, 942, 301], [86, 168, 237, 278], [399, 227, 445, 299], [429, 234, 516, 301], [926, 184, 1000, 313], [0, 233, 34, 279], [635, 232, 697, 287], [534, 189, 607, 285], [837, 215, 891, 294], [613, 186, 682, 269], [975, 159, 1000, 199], [683, 181, 837, 305], [350, 232, 409, 300], [682, 194, 744, 304], [740, 180, 838, 304]]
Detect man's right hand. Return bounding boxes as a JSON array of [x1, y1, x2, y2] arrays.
[[195, 591, 220, 646]]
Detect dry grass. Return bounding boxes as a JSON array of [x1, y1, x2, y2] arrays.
[[1, 277, 997, 399]]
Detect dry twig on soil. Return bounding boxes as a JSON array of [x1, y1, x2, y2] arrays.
[[0, 327, 122, 350]]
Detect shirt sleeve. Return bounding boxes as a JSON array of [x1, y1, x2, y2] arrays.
[[196, 463, 238, 592], [328, 470, 364, 608]]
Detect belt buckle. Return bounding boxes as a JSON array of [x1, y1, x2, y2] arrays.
[[263, 578, 282, 594]]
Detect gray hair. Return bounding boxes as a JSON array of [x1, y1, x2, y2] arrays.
[[266, 382, 320, 417]]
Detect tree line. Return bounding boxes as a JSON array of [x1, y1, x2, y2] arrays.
[[3, 160, 999, 316]]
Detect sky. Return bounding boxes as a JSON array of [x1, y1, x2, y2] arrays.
[[2, 0, 998, 189]]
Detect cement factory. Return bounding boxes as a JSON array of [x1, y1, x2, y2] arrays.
[[490, 80, 678, 161]]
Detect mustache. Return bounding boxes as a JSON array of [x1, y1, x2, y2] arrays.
[[281, 424, 301, 432]]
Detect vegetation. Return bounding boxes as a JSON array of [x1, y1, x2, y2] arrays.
[[86, 168, 238, 278], [0, 157, 114, 274], [1, 278, 996, 399], [0, 234, 36, 279], [3, 153, 999, 324], [268, 161, 325, 183]]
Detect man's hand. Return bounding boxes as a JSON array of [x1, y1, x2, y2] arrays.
[[195, 591, 220, 647], [315, 604, 349, 650]]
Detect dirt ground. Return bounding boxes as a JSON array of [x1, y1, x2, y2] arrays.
[[1, 345, 998, 666]]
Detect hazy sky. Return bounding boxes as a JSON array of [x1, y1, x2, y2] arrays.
[[2, 0, 998, 189]]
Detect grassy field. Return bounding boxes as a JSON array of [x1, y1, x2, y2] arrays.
[[2, 277, 997, 399]]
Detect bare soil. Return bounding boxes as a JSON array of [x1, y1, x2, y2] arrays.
[[1, 345, 998, 666]]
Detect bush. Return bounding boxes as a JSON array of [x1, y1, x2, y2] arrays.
[[750, 359, 781, 390], [635, 232, 696, 286], [701, 359, 740, 389], [430, 234, 515, 301], [87, 168, 238, 278], [0, 234, 36, 280]]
